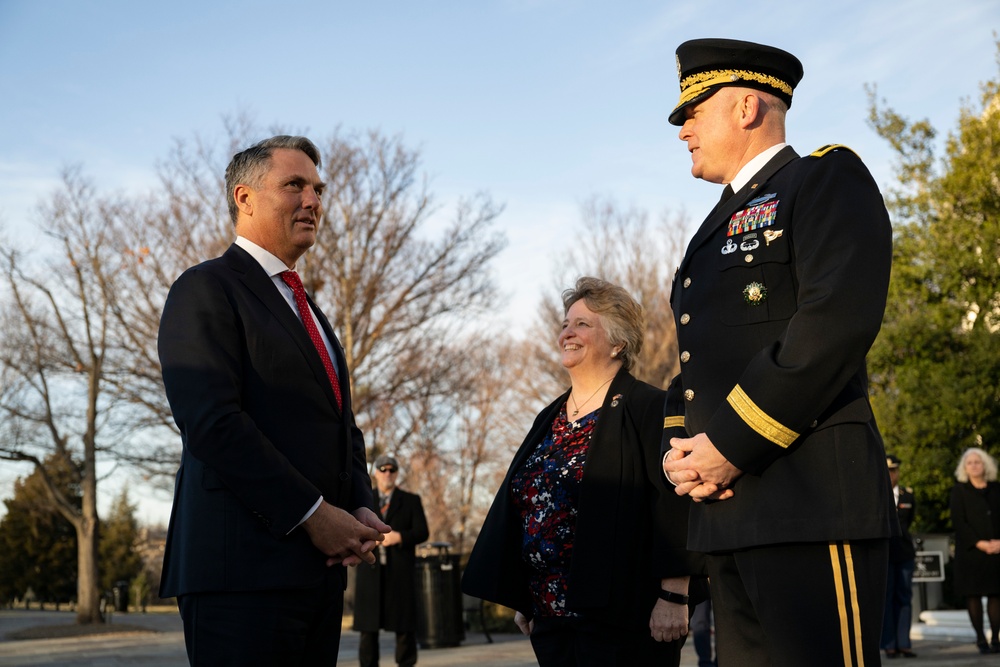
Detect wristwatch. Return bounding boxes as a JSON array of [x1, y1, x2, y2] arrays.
[[657, 590, 690, 605]]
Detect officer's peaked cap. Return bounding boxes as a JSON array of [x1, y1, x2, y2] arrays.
[[669, 38, 804, 126]]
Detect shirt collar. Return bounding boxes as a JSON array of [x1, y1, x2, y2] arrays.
[[235, 236, 295, 277], [729, 143, 787, 193]]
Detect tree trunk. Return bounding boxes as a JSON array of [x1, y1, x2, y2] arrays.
[[75, 452, 103, 624], [74, 514, 102, 623]]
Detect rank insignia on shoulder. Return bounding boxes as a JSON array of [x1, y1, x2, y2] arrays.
[[743, 281, 767, 305], [727, 200, 779, 237], [763, 229, 784, 246], [810, 144, 859, 158]]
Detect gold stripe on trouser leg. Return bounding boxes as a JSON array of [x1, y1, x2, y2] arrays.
[[828, 542, 864, 667], [844, 543, 864, 666]]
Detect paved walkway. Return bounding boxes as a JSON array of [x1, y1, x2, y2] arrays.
[[2, 609, 999, 665]]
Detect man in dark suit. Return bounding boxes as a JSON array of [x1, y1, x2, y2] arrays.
[[883, 454, 918, 659], [661, 39, 897, 666], [353, 454, 429, 667], [158, 135, 389, 665]]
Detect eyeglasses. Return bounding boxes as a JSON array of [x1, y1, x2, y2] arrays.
[[378, 466, 398, 474]]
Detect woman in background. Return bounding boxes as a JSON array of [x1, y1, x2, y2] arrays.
[[951, 447, 1000, 654], [462, 277, 701, 667]]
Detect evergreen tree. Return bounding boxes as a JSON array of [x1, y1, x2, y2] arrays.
[[867, 38, 1000, 531], [0, 456, 79, 604], [98, 487, 143, 594]]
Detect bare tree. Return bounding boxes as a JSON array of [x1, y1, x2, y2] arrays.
[[525, 195, 691, 393], [0, 123, 510, 611], [396, 334, 534, 553], [301, 130, 507, 462], [0, 168, 160, 623]]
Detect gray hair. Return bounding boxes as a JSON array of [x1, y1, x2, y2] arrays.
[[955, 447, 999, 483], [561, 276, 645, 372], [224, 135, 322, 226]]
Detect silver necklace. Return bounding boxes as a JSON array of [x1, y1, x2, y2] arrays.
[[569, 376, 614, 417]]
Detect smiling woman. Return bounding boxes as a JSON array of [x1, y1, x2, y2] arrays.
[[462, 276, 704, 667]]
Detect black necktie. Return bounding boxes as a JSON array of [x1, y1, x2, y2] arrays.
[[720, 184, 735, 204]]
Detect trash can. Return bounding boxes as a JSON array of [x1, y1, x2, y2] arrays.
[[112, 580, 130, 612], [415, 542, 465, 649]]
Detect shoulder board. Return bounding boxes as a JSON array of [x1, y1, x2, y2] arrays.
[[905, 486, 914, 494], [810, 144, 858, 158]]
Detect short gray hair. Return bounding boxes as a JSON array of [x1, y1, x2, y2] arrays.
[[561, 276, 645, 372], [955, 447, 999, 483], [224, 135, 321, 225]]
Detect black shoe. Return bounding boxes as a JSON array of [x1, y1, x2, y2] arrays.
[[978, 640, 991, 654], [991, 640, 1000, 653], [884, 649, 898, 659], [899, 649, 917, 658]]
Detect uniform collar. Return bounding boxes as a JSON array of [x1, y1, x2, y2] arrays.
[[729, 143, 787, 193]]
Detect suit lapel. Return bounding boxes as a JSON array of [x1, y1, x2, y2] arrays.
[[584, 371, 632, 466], [682, 146, 799, 270], [224, 244, 343, 414]]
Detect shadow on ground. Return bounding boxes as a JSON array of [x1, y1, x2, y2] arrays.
[[6, 623, 158, 641]]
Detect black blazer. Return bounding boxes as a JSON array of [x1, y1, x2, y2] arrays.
[[353, 487, 429, 632], [950, 481, 1000, 597], [157, 243, 373, 597], [462, 369, 701, 630], [663, 146, 897, 552]]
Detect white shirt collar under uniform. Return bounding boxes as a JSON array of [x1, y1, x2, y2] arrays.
[[729, 143, 787, 194]]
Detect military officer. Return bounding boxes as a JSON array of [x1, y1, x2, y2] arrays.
[[661, 38, 897, 666]]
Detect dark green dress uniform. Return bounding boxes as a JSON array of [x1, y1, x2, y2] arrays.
[[662, 144, 897, 667]]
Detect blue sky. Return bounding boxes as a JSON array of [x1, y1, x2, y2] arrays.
[[1, 0, 998, 522]]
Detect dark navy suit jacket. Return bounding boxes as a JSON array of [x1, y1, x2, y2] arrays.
[[157, 243, 373, 597]]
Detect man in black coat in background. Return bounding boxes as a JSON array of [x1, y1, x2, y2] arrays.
[[354, 455, 430, 667]]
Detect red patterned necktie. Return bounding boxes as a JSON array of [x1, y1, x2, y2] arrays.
[[280, 270, 343, 410]]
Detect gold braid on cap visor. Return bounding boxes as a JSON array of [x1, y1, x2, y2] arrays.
[[678, 69, 794, 106]]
